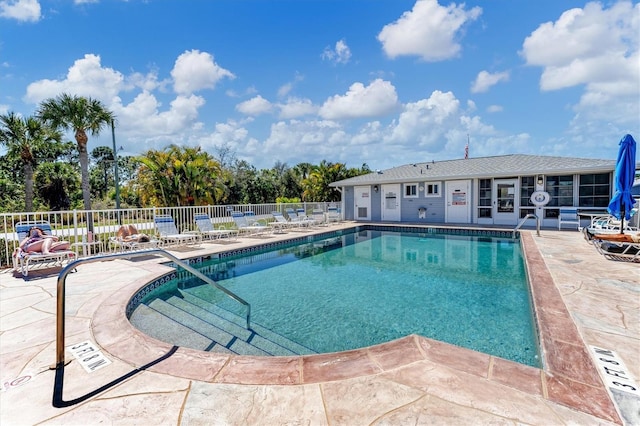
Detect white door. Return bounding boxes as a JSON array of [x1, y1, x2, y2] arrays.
[[493, 179, 518, 225], [381, 184, 401, 221], [446, 180, 471, 223], [354, 186, 371, 220]]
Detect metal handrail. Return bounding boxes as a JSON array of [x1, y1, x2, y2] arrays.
[[513, 213, 540, 238], [55, 249, 251, 369]]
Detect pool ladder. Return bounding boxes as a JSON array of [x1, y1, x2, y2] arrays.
[[53, 249, 251, 404], [513, 214, 540, 238]]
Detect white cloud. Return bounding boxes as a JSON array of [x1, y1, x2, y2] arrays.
[[521, 1, 639, 131], [389, 90, 461, 149], [22, 53, 215, 154], [377, 0, 482, 61], [471, 70, 510, 93], [277, 97, 317, 119], [262, 119, 349, 164], [322, 39, 352, 64], [236, 95, 273, 116], [319, 79, 398, 120], [197, 119, 257, 155], [171, 50, 235, 95], [111, 91, 205, 138], [24, 54, 124, 104], [487, 105, 503, 113], [277, 72, 303, 98], [0, 0, 40, 22]]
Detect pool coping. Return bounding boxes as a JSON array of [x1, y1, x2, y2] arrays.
[[90, 228, 620, 423]]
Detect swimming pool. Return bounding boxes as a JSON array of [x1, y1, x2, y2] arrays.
[[130, 228, 540, 367]]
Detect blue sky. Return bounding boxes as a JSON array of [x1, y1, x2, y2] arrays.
[[1, 0, 638, 170]]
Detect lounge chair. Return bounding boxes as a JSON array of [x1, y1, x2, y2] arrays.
[[326, 206, 341, 223], [109, 231, 160, 252], [271, 211, 304, 231], [311, 209, 328, 226], [194, 213, 238, 241], [582, 209, 640, 241], [285, 208, 314, 227], [296, 208, 319, 226], [231, 211, 270, 236], [12, 221, 76, 276], [154, 215, 201, 247], [592, 237, 640, 263]]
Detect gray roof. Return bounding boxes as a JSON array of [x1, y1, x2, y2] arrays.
[[330, 154, 630, 186]]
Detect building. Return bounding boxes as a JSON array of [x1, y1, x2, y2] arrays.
[[329, 154, 639, 228]]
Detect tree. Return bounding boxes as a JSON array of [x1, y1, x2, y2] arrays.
[[301, 161, 370, 202], [90, 146, 116, 199], [37, 94, 114, 212], [0, 112, 62, 211], [137, 145, 226, 206], [35, 162, 80, 211]]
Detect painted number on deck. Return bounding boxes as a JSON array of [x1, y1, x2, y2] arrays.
[[590, 346, 639, 396], [68, 340, 111, 373]]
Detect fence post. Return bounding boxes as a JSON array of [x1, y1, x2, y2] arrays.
[[73, 210, 79, 243]]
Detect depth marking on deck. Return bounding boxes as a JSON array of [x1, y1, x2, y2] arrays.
[[589, 345, 640, 424], [68, 340, 112, 373], [590, 346, 639, 396]]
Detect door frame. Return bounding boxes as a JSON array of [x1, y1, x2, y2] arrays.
[[381, 184, 401, 221], [493, 178, 519, 225], [445, 180, 471, 223]]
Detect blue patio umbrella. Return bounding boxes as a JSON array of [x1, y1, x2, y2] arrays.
[[607, 134, 637, 233]]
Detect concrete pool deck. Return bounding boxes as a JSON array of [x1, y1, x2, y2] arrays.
[[1, 224, 638, 425]]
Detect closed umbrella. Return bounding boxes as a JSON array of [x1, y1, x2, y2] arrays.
[[607, 134, 637, 234]]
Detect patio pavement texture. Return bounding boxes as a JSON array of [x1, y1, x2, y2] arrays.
[[1, 223, 638, 425]]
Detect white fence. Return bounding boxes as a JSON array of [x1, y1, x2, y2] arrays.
[[0, 202, 340, 269]]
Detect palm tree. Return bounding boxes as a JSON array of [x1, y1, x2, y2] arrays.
[[37, 94, 114, 212], [137, 145, 226, 206], [0, 112, 62, 211]]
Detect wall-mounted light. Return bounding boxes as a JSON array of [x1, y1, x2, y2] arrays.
[[373, 185, 379, 192], [537, 175, 544, 186]]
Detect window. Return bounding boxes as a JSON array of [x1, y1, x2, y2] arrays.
[[579, 173, 611, 208], [520, 176, 536, 218], [404, 183, 418, 198], [478, 179, 492, 218], [424, 182, 440, 197], [544, 175, 574, 218]]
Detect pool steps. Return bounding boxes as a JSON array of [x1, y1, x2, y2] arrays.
[[130, 289, 315, 356], [179, 289, 315, 355]]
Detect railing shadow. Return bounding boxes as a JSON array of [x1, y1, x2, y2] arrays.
[[53, 345, 178, 408]]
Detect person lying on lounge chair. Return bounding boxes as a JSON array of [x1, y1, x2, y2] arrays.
[[116, 224, 150, 242], [584, 228, 640, 243], [16, 226, 70, 255]]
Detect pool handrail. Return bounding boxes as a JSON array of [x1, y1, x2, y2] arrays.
[[513, 213, 540, 238], [55, 249, 251, 370]]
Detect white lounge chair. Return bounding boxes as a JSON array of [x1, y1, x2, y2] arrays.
[[592, 238, 640, 263], [311, 209, 328, 226], [271, 211, 304, 231], [582, 208, 640, 241], [326, 206, 341, 223], [231, 211, 270, 236], [296, 208, 319, 226], [12, 221, 76, 276], [154, 215, 200, 246], [109, 224, 160, 252], [285, 208, 314, 227], [194, 213, 238, 241]]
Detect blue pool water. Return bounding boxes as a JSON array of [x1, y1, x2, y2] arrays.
[[134, 229, 540, 367]]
